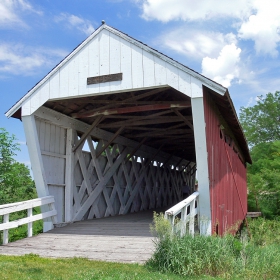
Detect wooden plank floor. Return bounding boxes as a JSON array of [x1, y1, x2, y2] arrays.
[[0, 209, 164, 263]]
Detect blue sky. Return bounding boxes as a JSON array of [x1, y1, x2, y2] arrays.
[[1, 0, 280, 167]]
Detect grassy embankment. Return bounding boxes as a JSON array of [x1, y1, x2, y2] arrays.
[[0, 215, 280, 279]]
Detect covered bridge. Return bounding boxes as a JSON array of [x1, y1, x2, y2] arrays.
[[5, 23, 251, 236]]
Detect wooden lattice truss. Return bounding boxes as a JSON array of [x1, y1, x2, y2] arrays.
[[33, 86, 197, 222], [72, 135, 196, 221]]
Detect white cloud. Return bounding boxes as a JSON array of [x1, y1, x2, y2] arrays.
[[140, 0, 280, 57], [202, 44, 241, 88], [55, 13, 95, 36], [159, 28, 237, 60], [238, 0, 280, 57], [0, 43, 67, 76], [0, 0, 41, 28], [140, 0, 252, 22]]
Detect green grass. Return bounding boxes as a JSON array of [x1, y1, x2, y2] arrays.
[[1, 217, 280, 279], [0, 254, 211, 280]]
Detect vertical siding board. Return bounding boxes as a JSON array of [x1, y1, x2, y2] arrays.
[[49, 71, 60, 99], [166, 62, 179, 91], [68, 54, 78, 97], [99, 29, 110, 93], [78, 46, 89, 96], [154, 56, 166, 86], [54, 126, 60, 154], [87, 35, 100, 94], [109, 32, 121, 91], [131, 45, 144, 89], [120, 39, 132, 90], [178, 70, 191, 96], [44, 123, 51, 152], [203, 89, 247, 235], [59, 63, 69, 99], [49, 124, 56, 153], [40, 120, 46, 152], [142, 51, 155, 88]]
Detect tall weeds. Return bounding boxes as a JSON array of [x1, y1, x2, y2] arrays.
[[147, 213, 280, 279]]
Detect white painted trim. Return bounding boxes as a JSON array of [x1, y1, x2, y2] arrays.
[[191, 97, 212, 236], [5, 24, 226, 118]]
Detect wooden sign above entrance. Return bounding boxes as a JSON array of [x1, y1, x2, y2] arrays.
[[87, 73, 123, 85]]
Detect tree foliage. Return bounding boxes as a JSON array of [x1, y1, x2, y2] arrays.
[[239, 91, 280, 218], [240, 91, 280, 146], [247, 141, 280, 218], [0, 128, 36, 204]]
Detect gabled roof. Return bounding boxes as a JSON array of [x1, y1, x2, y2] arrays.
[[5, 23, 227, 118], [5, 23, 251, 163]]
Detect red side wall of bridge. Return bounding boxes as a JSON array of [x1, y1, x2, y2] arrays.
[[203, 90, 247, 235]]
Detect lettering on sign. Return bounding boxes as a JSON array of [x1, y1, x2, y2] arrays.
[[87, 73, 123, 85]]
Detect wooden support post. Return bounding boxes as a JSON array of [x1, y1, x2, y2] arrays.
[[3, 214, 9, 245], [27, 208, 33, 237], [191, 95, 211, 236], [22, 115, 53, 232], [65, 128, 75, 222]]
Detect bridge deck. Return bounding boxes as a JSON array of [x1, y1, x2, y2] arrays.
[[0, 209, 162, 263]]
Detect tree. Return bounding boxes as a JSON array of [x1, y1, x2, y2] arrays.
[[247, 141, 280, 218], [0, 128, 36, 204], [239, 91, 280, 146]]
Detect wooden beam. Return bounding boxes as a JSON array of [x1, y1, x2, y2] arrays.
[[72, 115, 103, 152], [162, 153, 174, 167], [65, 100, 191, 106], [72, 103, 190, 119], [36, 107, 190, 166], [99, 116, 184, 128], [125, 137, 147, 163], [96, 126, 125, 158], [125, 128, 192, 138], [71, 87, 168, 118], [173, 108, 194, 130]]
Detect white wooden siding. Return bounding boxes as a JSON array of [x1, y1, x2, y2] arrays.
[[7, 24, 226, 119], [21, 28, 193, 116], [35, 118, 67, 223]]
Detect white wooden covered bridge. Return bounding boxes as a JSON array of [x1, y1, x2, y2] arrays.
[[2, 23, 251, 262]]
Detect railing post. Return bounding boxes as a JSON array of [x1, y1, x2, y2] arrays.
[[50, 202, 58, 224], [189, 200, 195, 236], [3, 214, 9, 245], [181, 206, 187, 237], [196, 196, 200, 233], [27, 208, 33, 238]]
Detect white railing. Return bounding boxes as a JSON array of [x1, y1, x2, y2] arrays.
[[0, 196, 57, 245], [165, 192, 199, 237]]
